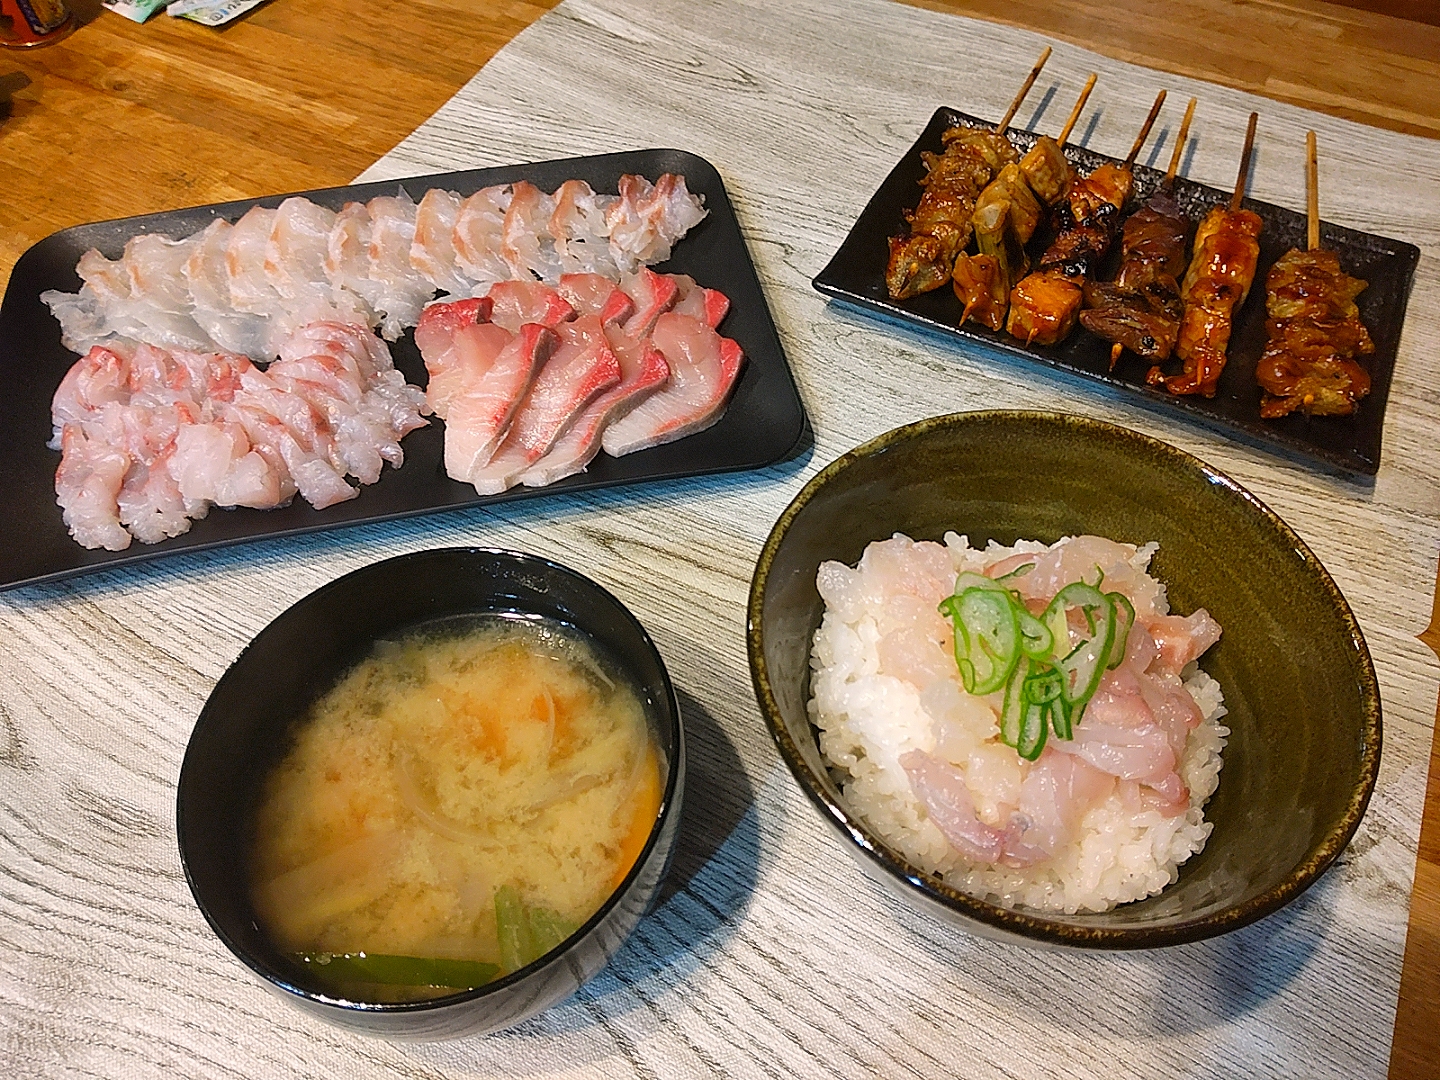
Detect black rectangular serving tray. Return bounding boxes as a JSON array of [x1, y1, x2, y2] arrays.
[[813, 107, 1420, 477], [0, 149, 809, 592]]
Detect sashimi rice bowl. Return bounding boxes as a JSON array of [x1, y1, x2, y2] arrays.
[[810, 532, 1225, 914], [747, 411, 1381, 948]]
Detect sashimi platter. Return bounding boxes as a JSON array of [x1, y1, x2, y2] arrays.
[[0, 149, 807, 590]]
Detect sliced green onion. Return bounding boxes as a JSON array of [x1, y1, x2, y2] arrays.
[[951, 571, 1009, 596], [1105, 592, 1135, 669], [495, 884, 533, 974], [1016, 700, 1048, 760], [1022, 665, 1063, 704], [942, 588, 1021, 695], [995, 562, 1036, 582], [1043, 582, 1114, 706], [1000, 658, 1027, 747], [292, 952, 500, 990], [1016, 607, 1053, 659], [1048, 697, 1072, 740]]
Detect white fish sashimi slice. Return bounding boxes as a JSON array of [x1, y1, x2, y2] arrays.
[[551, 180, 620, 277], [414, 297, 497, 418], [53, 245, 217, 353], [184, 220, 276, 359], [520, 322, 669, 488], [556, 273, 634, 325], [600, 312, 745, 457], [444, 323, 557, 485], [125, 232, 203, 314], [41, 287, 122, 356], [367, 189, 436, 331], [452, 185, 513, 293], [488, 280, 575, 334], [502, 181, 564, 284], [172, 421, 286, 509], [265, 197, 376, 327], [464, 315, 621, 495], [605, 173, 708, 273], [411, 188, 473, 297], [226, 206, 286, 317]]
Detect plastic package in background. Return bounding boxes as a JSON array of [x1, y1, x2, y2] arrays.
[[101, 0, 166, 22], [166, 0, 267, 24]]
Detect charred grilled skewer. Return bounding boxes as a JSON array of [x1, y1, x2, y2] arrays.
[[1080, 96, 1197, 366], [885, 50, 1049, 300], [1006, 90, 1167, 347], [954, 74, 1096, 329], [1254, 132, 1374, 417], [1148, 112, 1263, 397]]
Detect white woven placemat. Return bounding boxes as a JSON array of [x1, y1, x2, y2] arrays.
[[3, 1, 1439, 1076]]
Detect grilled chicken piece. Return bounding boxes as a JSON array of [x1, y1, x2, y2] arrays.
[[952, 253, 1007, 330], [1078, 189, 1190, 361], [1019, 136, 1072, 207], [886, 128, 1017, 300], [1255, 247, 1374, 417], [1149, 206, 1262, 397]]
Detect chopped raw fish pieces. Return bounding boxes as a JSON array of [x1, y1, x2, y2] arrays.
[[49, 322, 429, 549]]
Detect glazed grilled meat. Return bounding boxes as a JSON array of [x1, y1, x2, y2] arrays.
[[1255, 247, 1374, 417], [1079, 189, 1190, 360], [886, 128, 1017, 300]]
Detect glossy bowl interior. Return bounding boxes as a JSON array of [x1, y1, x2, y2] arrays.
[[178, 547, 685, 1038], [748, 411, 1380, 948]]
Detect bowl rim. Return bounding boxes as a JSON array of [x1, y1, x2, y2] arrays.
[[177, 545, 684, 1011], [746, 410, 1383, 949]]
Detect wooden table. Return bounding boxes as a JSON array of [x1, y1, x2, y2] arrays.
[[2, 1, 1437, 1076]]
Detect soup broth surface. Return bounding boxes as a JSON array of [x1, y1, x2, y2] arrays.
[[248, 614, 662, 1001]]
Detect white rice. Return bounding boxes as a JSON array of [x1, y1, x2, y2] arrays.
[[807, 532, 1228, 914]]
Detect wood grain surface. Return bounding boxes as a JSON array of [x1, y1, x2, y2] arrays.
[[2, 1, 1438, 1077]]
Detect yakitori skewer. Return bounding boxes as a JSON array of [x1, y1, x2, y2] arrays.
[[1005, 88, 1167, 348], [1151, 110, 1263, 397], [1081, 95, 1198, 368], [1253, 130, 1375, 417], [954, 72, 1096, 329], [885, 49, 1051, 300]]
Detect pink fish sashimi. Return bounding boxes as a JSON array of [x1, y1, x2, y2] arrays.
[[617, 267, 679, 338], [557, 273, 634, 326], [670, 274, 730, 328], [551, 180, 619, 276], [488, 279, 575, 334], [226, 206, 286, 318], [415, 297, 498, 418], [56, 424, 134, 551], [520, 323, 670, 488], [464, 316, 621, 495], [444, 323, 558, 485], [600, 311, 744, 457], [411, 188, 472, 297], [265, 197, 339, 306]]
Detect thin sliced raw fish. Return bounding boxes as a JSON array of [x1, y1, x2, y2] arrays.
[[226, 206, 287, 319], [415, 298, 499, 418], [453, 185, 513, 293], [444, 323, 557, 484], [184, 220, 276, 358], [605, 173, 708, 273], [502, 181, 564, 283], [56, 423, 133, 551], [465, 315, 621, 494], [617, 268, 679, 338], [411, 189, 472, 297], [601, 311, 744, 456], [552, 180, 619, 276], [670, 274, 730, 328], [557, 273, 634, 325], [367, 189, 436, 332], [521, 321, 669, 488], [488, 280, 575, 333]]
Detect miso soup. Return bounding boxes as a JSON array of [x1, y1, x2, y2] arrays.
[[247, 613, 663, 1002]]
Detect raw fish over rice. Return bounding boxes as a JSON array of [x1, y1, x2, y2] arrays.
[[808, 532, 1227, 913]]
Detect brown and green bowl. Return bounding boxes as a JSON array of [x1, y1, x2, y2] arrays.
[[747, 411, 1381, 948]]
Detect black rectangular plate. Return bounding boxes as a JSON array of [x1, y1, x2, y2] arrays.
[[0, 149, 809, 592], [814, 108, 1420, 477]]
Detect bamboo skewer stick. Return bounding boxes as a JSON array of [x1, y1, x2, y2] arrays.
[[1232, 111, 1259, 211], [1057, 73, 1098, 147], [1307, 129, 1321, 251], [1123, 89, 1167, 170], [995, 46, 1052, 133], [1162, 97, 1198, 191]]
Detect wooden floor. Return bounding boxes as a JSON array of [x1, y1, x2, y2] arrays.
[[2, 1, 1438, 1076]]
